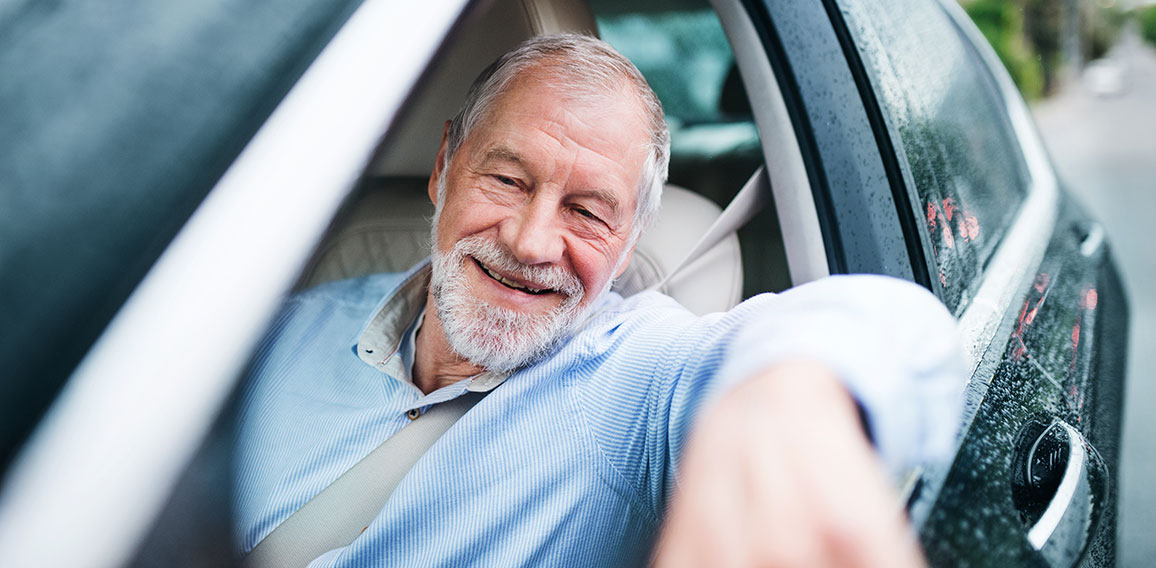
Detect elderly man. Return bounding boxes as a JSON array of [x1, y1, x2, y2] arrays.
[[235, 34, 964, 566]]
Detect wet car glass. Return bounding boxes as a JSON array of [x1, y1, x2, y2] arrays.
[[836, 0, 1032, 313]]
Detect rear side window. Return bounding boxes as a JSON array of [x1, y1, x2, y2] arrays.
[[593, 0, 791, 296], [835, 0, 1031, 312]]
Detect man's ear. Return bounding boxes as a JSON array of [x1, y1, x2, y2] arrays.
[[428, 120, 451, 205], [614, 245, 636, 279]]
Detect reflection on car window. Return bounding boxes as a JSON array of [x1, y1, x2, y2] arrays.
[[836, 0, 1031, 313], [0, 0, 364, 472]]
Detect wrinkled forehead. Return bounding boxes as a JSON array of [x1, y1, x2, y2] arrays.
[[490, 80, 648, 181], [486, 60, 647, 126]]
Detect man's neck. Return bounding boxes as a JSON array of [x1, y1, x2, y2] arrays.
[[412, 291, 486, 395]]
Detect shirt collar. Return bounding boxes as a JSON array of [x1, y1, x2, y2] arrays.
[[353, 260, 509, 393]]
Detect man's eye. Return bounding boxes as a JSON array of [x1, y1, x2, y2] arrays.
[[494, 175, 517, 187], [574, 207, 601, 222]]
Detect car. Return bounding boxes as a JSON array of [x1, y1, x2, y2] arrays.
[[0, 0, 1129, 566], [1084, 58, 1127, 98]]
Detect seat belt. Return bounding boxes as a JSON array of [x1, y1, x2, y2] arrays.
[[650, 166, 771, 294], [244, 390, 487, 568]]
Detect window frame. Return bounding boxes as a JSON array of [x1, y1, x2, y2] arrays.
[[745, 0, 922, 287], [710, 0, 829, 288]]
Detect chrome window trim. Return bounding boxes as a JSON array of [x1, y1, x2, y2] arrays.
[[712, 0, 830, 286], [0, 1, 470, 566]]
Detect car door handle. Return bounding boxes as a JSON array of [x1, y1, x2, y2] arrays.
[[1011, 418, 1107, 567], [1074, 221, 1104, 257]]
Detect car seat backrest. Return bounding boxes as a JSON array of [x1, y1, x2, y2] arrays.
[[368, 0, 597, 178], [299, 0, 744, 315], [297, 179, 743, 315]]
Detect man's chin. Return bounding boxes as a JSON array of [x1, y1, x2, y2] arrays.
[[430, 236, 592, 372], [439, 300, 583, 374], [446, 329, 555, 374]]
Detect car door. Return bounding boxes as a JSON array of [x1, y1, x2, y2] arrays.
[[0, 1, 472, 566], [559, 1, 1126, 564], [794, 0, 1129, 565]]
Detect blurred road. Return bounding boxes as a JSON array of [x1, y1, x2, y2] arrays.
[[1032, 28, 1156, 568]]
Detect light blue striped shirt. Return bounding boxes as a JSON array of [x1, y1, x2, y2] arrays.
[[234, 261, 965, 566]]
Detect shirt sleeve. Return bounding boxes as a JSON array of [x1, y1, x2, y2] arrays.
[[713, 274, 968, 479]]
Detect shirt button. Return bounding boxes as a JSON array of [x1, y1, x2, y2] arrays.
[[406, 408, 421, 421]]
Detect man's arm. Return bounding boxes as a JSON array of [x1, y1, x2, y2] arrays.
[[653, 360, 926, 567]]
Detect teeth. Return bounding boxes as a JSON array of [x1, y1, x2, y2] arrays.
[[481, 263, 545, 294]]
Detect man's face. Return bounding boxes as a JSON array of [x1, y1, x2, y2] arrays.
[[428, 73, 651, 371]]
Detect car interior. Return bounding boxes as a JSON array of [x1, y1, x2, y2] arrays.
[[133, 0, 816, 563], [7, 1, 1129, 566], [294, 0, 801, 313]]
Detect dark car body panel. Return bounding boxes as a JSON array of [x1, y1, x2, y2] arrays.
[[749, 0, 1130, 565], [921, 199, 1127, 566]]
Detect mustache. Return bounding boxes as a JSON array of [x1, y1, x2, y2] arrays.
[[453, 236, 585, 301]]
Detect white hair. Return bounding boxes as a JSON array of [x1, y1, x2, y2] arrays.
[[443, 33, 670, 240]]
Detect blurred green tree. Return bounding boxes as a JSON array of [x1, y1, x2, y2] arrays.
[[1022, 0, 1063, 94], [1084, 2, 1125, 61], [1140, 4, 1156, 47], [964, 0, 1125, 98], [965, 0, 1045, 98]]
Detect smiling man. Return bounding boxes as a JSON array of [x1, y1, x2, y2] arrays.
[[235, 34, 964, 567], [418, 51, 654, 389]]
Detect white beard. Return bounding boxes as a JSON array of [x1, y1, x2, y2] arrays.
[[429, 234, 588, 373]]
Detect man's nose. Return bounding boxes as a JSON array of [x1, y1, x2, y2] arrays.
[[502, 198, 564, 266]]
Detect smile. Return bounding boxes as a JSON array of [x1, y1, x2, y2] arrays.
[[474, 258, 551, 295]]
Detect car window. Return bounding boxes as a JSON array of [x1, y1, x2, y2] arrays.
[[595, 3, 760, 202], [597, 8, 736, 125], [0, 0, 364, 471], [834, 0, 1032, 313], [593, 0, 790, 296]]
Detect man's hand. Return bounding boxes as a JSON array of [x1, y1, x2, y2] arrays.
[[653, 361, 927, 567]]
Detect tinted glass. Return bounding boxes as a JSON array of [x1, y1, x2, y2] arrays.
[[836, 0, 1031, 312], [594, 1, 790, 295], [598, 8, 736, 125], [0, 0, 363, 470]]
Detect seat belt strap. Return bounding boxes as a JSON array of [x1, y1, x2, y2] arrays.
[[651, 166, 770, 293], [244, 390, 487, 568]]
